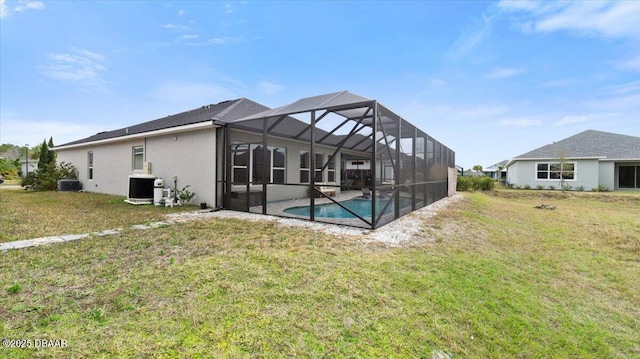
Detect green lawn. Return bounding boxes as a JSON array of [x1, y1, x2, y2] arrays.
[[1, 190, 639, 358], [0, 189, 192, 242]]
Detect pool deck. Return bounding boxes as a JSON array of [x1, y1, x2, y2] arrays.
[[248, 190, 422, 229]]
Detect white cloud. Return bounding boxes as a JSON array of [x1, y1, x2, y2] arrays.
[[460, 105, 509, 118], [148, 82, 239, 106], [1, 0, 44, 17], [177, 9, 187, 16], [0, 0, 9, 18], [225, 3, 233, 14], [616, 55, 640, 73], [14, 0, 44, 12], [257, 81, 283, 96], [0, 115, 106, 148], [447, 13, 494, 60], [184, 36, 244, 46], [179, 34, 199, 40], [538, 78, 575, 88], [499, 117, 543, 127], [553, 115, 587, 127], [40, 49, 107, 84], [429, 78, 446, 87], [605, 80, 640, 95], [498, 0, 640, 39], [161, 23, 189, 30], [485, 67, 524, 79]]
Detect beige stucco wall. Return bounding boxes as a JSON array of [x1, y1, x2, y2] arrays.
[[56, 128, 218, 206]]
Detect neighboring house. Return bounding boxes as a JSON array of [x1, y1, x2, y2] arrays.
[[54, 91, 455, 229], [506, 130, 640, 191], [483, 160, 507, 180], [21, 158, 39, 177]]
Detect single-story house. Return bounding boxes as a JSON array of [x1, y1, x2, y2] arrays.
[[483, 160, 507, 180], [505, 130, 640, 191], [54, 91, 456, 229]]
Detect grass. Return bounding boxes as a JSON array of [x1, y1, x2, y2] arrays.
[[0, 190, 639, 358], [0, 189, 192, 242]]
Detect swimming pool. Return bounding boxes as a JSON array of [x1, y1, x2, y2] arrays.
[[283, 197, 413, 219]]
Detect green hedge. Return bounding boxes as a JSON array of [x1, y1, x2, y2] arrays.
[[457, 176, 495, 191]]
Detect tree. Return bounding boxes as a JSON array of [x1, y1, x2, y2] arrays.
[[37, 138, 55, 170], [472, 165, 483, 175], [22, 137, 76, 190], [555, 148, 569, 192]]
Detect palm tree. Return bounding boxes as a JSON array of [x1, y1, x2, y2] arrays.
[[472, 165, 483, 175]]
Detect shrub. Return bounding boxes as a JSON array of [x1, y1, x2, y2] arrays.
[[524, 184, 531, 190], [536, 185, 545, 190], [456, 176, 494, 191], [178, 185, 196, 204], [548, 185, 556, 190], [576, 186, 585, 192], [595, 185, 610, 192], [21, 161, 77, 191], [456, 176, 471, 191]]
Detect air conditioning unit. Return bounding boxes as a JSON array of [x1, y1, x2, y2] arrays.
[[125, 174, 155, 205], [143, 161, 152, 174], [57, 179, 81, 192]]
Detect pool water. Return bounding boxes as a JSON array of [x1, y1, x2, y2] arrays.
[[284, 197, 413, 219]]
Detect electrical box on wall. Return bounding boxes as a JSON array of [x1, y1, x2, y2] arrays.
[[143, 162, 152, 174]]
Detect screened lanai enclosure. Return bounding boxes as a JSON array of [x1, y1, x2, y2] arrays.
[[217, 91, 455, 229]]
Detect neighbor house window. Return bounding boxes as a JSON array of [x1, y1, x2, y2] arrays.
[[619, 165, 640, 189], [536, 162, 575, 180], [132, 146, 144, 171], [88, 151, 94, 180], [232, 143, 286, 184]]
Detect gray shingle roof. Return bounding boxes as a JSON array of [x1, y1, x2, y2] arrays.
[[56, 98, 269, 147], [513, 130, 640, 160]]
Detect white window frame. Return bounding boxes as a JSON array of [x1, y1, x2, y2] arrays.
[[535, 161, 576, 181], [132, 146, 144, 171]]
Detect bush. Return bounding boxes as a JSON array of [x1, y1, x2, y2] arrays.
[[524, 184, 531, 190], [576, 186, 585, 192], [456, 176, 471, 191], [21, 162, 77, 191], [536, 185, 545, 190], [548, 185, 556, 190], [457, 176, 494, 191], [593, 185, 610, 192]]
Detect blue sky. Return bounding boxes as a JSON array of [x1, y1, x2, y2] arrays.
[[1, 0, 638, 169]]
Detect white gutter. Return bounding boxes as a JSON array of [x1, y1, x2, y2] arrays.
[[52, 121, 218, 151]]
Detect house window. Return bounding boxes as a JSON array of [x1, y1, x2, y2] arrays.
[[300, 151, 310, 183], [88, 151, 94, 180], [272, 147, 286, 184], [315, 153, 324, 182], [619, 165, 640, 189], [232, 144, 249, 183], [132, 146, 144, 171], [232, 144, 286, 184], [536, 162, 575, 180], [327, 155, 336, 183]]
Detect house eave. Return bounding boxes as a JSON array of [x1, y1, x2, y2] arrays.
[[52, 121, 219, 151]]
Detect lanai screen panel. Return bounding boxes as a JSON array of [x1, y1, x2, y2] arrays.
[[222, 91, 454, 229]]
